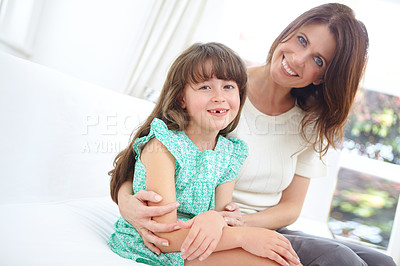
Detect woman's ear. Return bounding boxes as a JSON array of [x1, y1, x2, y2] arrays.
[[313, 78, 324, 86]]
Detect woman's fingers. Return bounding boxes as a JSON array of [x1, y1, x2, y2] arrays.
[[145, 201, 180, 217], [225, 202, 239, 211], [277, 236, 300, 264], [145, 218, 180, 233], [268, 251, 291, 266], [223, 216, 243, 226], [134, 190, 179, 217], [274, 246, 300, 266], [140, 229, 163, 255], [220, 210, 242, 219], [134, 190, 163, 203]]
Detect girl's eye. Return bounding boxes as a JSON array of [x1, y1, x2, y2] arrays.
[[314, 57, 323, 67], [298, 36, 307, 46], [199, 85, 211, 90]]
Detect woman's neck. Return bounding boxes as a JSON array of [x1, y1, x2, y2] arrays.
[[247, 65, 295, 116]]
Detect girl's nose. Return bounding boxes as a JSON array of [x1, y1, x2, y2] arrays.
[[212, 88, 226, 102]]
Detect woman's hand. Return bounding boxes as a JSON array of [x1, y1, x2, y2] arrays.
[[218, 202, 243, 226], [118, 190, 180, 255], [178, 210, 226, 261], [240, 227, 300, 266]]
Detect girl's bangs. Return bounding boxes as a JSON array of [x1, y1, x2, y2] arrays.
[[187, 57, 241, 85]]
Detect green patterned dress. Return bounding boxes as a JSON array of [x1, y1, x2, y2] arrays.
[[108, 118, 248, 266]]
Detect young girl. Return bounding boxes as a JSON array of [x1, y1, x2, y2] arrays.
[[108, 42, 300, 266]]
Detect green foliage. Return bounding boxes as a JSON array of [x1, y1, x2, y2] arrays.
[[344, 89, 400, 164]]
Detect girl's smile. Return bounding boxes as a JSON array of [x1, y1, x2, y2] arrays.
[[208, 108, 229, 117]]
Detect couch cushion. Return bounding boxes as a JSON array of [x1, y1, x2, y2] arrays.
[[0, 197, 144, 265]]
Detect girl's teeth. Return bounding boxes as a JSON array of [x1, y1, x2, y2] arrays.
[[210, 110, 227, 113], [282, 58, 297, 76]]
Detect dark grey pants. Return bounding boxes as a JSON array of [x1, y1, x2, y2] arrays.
[[277, 228, 396, 266]]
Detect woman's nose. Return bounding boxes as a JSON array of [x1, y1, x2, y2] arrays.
[[293, 52, 307, 66]]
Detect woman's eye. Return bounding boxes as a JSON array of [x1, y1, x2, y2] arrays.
[[314, 57, 323, 67], [298, 36, 307, 46]]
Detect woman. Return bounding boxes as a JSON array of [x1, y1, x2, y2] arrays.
[[111, 3, 395, 265]]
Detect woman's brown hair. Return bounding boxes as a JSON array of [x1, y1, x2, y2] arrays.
[[267, 3, 369, 156], [110, 42, 247, 203]]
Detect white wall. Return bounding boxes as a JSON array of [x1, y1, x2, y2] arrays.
[[28, 0, 154, 93]]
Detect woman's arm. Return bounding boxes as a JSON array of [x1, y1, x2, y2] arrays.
[[116, 173, 179, 255], [241, 175, 310, 229]]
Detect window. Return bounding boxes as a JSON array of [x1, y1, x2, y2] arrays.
[[0, 0, 44, 57], [329, 90, 400, 254]]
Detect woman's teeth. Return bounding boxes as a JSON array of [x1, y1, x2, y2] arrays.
[[282, 58, 297, 76]]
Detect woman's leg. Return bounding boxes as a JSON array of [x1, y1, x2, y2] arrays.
[[185, 247, 299, 266], [277, 228, 396, 266]]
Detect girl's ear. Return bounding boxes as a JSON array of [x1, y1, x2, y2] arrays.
[[178, 94, 186, 109]]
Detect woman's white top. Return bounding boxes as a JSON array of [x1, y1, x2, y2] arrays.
[[228, 98, 327, 214]]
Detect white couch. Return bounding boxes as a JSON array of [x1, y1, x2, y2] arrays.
[[0, 52, 154, 265]]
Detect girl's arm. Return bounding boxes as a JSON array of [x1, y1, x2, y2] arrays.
[[238, 174, 310, 229], [141, 138, 226, 254], [141, 139, 300, 265], [179, 179, 237, 260], [215, 179, 236, 211]]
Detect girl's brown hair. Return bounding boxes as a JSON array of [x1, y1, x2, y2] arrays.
[[110, 42, 247, 203], [267, 3, 369, 156]]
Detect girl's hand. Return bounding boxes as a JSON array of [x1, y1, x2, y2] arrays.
[[119, 190, 180, 255], [178, 210, 226, 261], [240, 227, 300, 266], [218, 202, 243, 226]]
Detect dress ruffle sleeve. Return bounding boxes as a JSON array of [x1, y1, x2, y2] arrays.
[[217, 138, 248, 186], [133, 118, 185, 166]]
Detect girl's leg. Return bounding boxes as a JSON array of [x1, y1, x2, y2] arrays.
[[277, 228, 396, 266], [185, 248, 300, 266]]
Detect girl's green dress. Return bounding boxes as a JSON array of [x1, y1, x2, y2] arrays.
[[108, 118, 248, 266]]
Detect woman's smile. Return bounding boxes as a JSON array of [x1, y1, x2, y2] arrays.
[[281, 57, 298, 77]]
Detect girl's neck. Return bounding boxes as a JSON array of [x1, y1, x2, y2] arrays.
[[247, 64, 295, 116], [184, 128, 218, 151]]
